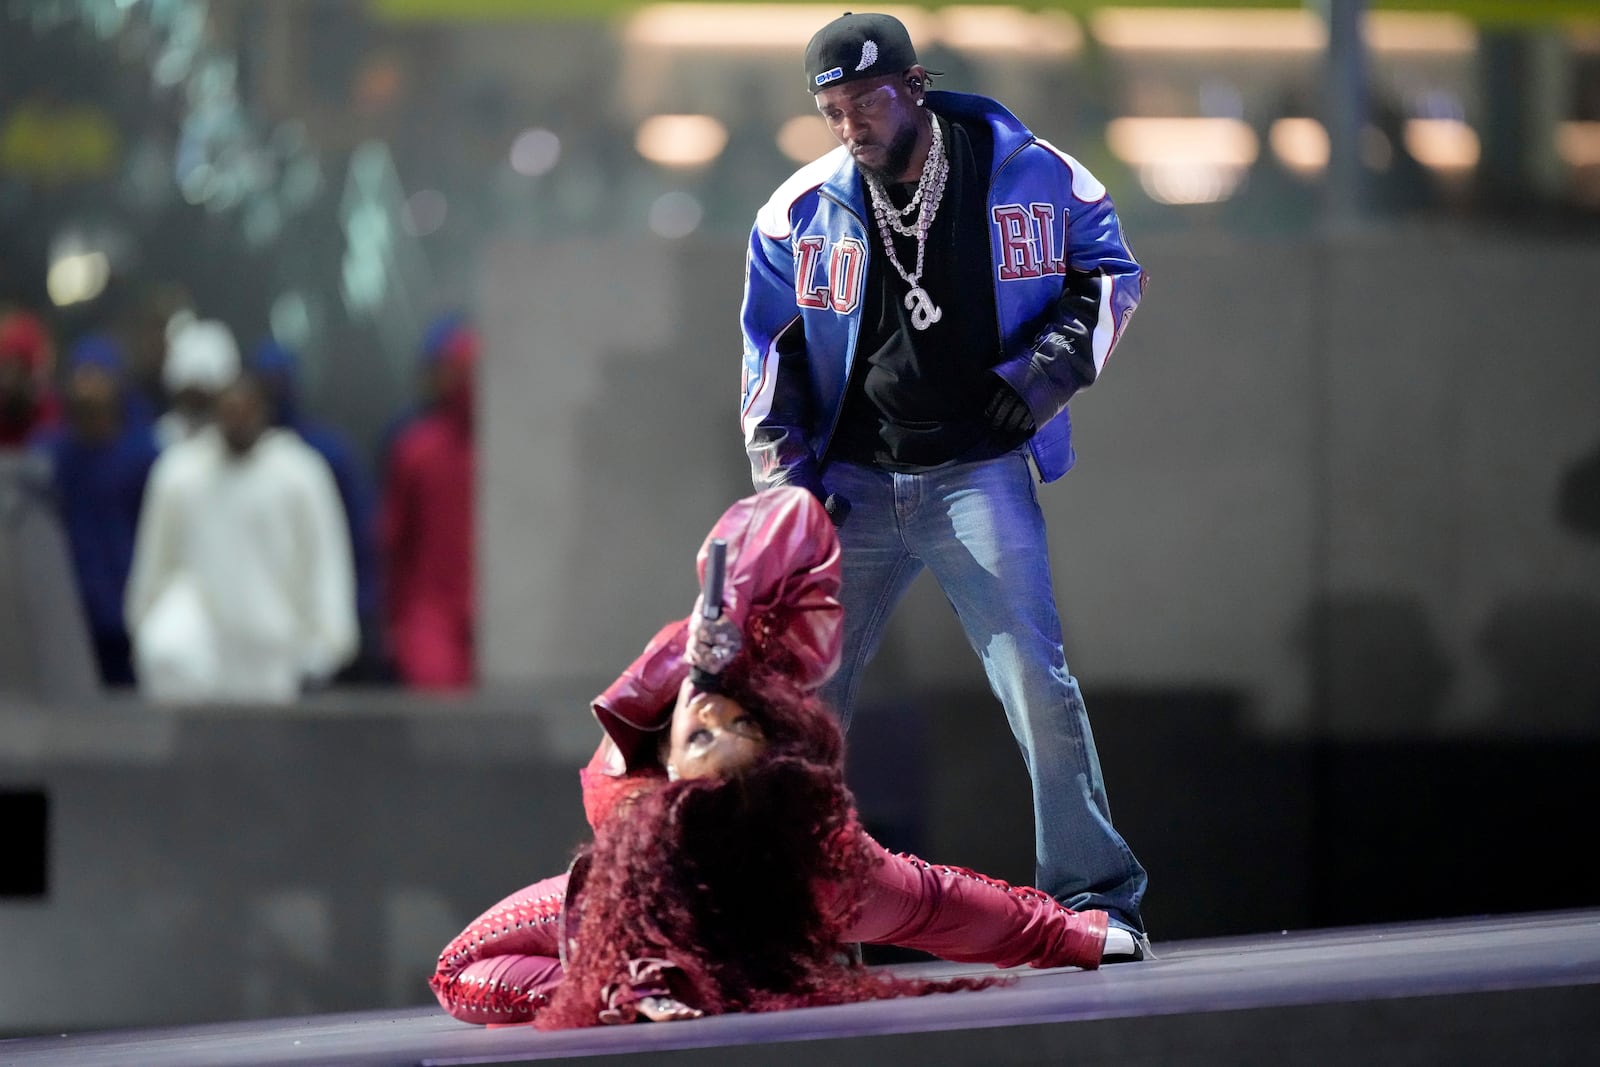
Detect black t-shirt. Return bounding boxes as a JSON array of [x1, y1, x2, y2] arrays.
[[827, 113, 1016, 471]]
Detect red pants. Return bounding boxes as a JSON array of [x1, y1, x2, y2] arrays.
[[429, 835, 1107, 1025], [390, 606, 473, 689]]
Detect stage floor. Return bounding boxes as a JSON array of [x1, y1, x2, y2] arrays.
[[3, 909, 1597, 1067]]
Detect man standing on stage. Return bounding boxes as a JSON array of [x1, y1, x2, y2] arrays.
[[739, 12, 1150, 958]]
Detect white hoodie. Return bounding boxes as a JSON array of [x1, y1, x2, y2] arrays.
[[125, 426, 357, 703]]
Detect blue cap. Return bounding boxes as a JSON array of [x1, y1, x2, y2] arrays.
[[250, 338, 299, 377], [421, 311, 468, 365], [68, 333, 126, 376]]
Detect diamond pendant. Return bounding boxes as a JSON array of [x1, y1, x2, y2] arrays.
[[905, 286, 942, 331]]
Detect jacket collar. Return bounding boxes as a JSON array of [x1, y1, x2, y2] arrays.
[[817, 89, 1035, 207]]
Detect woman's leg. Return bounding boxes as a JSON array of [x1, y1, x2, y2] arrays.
[[430, 873, 569, 1025], [839, 830, 1107, 971]]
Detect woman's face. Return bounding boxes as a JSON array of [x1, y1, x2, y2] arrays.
[[665, 679, 768, 781]]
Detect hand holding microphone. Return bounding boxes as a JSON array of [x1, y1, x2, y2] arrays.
[[686, 538, 741, 689]]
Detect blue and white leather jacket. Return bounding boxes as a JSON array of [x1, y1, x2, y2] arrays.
[[740, 90, 1146, 487]]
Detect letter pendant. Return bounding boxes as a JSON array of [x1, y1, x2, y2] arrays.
[[905, 286, 942, 331]]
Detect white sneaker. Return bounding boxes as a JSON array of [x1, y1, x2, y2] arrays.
[[1101, 927, 1154, 962]]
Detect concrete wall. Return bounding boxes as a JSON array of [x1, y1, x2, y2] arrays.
[[0, 698, 590, 1032], [477, 236, 751, 693]]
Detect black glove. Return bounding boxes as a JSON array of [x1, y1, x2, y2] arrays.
[[1030, 270, 1102, 388], [983, 379, 1036, 436], [780, 466, 849, 528], [1058, 270, 1101, 325]]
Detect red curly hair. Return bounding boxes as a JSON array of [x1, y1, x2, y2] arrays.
[[535, 665, 997, 1029]]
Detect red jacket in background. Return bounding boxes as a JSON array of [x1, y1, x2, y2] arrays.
[[0, 310, 60, 447], [380, 376, 475, 689]]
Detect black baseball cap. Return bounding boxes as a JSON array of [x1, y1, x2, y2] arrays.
[[804, 12, 939, 94]]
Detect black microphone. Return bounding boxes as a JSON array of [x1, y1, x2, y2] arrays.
[[689, 538, 728, 691]]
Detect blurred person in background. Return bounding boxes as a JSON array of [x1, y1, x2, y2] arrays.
[[376, 309, 468, 473], [30, 333, 160, 686], [379, 321, 476, 690], [0, 307, 60, 447], [250, 338, 382, 681], [125, 371, 356, 703], [154, 316, 237, 449]]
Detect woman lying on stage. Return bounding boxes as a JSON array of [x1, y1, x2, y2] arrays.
[[429, 487, 1111, 1029]]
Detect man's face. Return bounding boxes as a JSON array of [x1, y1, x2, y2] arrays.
[[66, 366, 121, 444], [815, 75, 922, 181], [254, 369, 294, 426], [215, 381, 269, 456]]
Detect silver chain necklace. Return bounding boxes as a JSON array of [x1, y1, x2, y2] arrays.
[[864, 116, 949, 331]]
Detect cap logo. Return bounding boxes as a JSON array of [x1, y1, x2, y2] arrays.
[[855, 41, 878, 71], [815, 66, 843, 87]]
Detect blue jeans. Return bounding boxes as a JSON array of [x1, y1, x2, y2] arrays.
[[819, 451, 1148, 933]]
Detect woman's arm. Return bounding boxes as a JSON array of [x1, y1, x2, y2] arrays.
[[589, 620, 687, 771]]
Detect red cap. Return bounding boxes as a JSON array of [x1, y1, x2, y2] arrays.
[[0, 311, 51, 372]]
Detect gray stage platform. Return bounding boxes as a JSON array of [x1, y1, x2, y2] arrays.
[[3, 910, 1597, 1067]]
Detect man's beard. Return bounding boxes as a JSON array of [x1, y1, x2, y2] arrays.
[[854, 118, 920, 183]]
